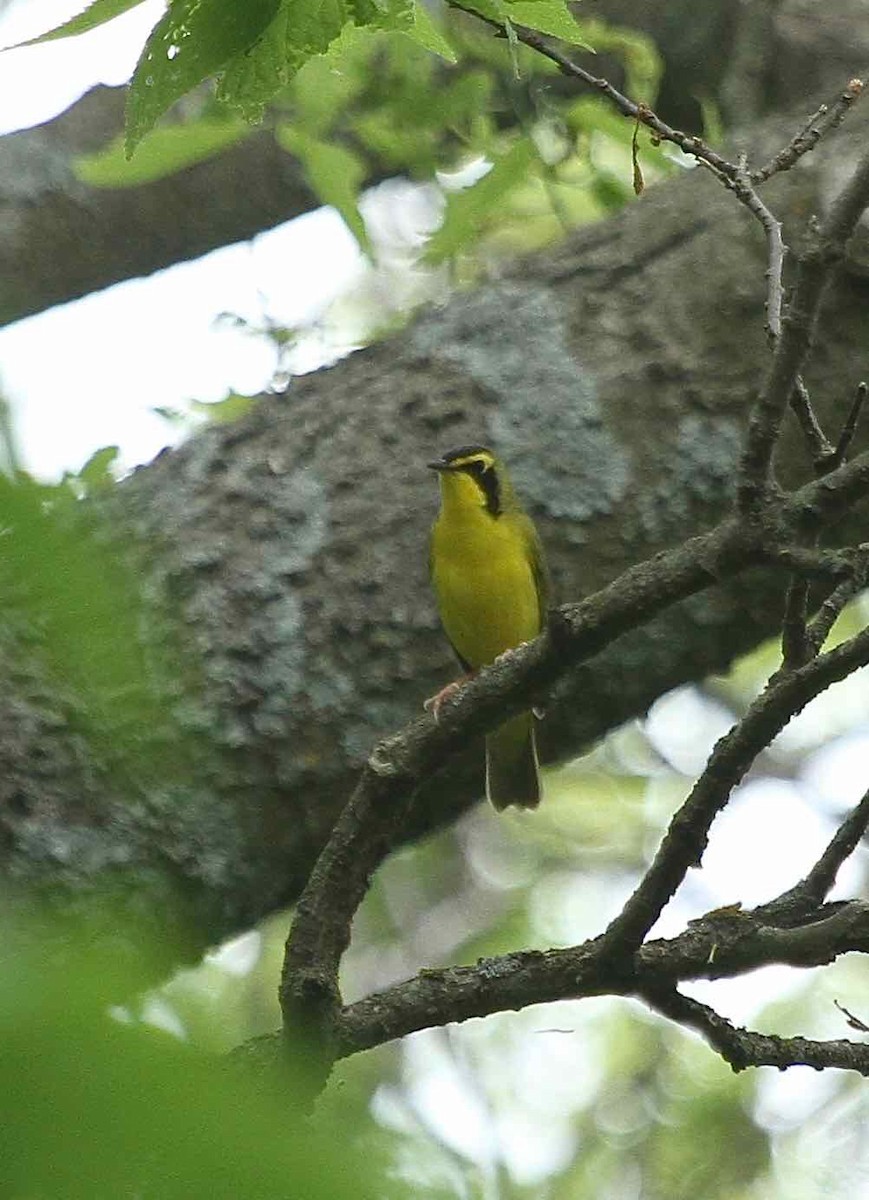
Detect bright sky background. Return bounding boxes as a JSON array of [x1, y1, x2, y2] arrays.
[[0, 0, 372, 478]]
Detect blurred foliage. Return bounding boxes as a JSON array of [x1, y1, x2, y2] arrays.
[[0, 466, 153, 748], [73, 118, 250, 187], [52, 0, 675, 269], [0, 903, 394, 1200], [0, 400, 199, 790]]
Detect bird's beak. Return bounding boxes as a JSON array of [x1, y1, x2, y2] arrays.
[[427, 458, 453, 472]]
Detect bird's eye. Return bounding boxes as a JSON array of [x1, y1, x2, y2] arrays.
[[469, 459, 487, 475]]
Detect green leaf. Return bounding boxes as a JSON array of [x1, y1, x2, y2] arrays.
[[577, 18, 662, 101], [506, 0, 593, 48], [190, 392, 258, 424], [425, 136, 538, 262], [352, 61, 492, 175], [0, 474, 166, 759], [217, 0, 350, 123], [126, 0, 282, 155], [289, 24, 372, 135], [348, 0, 413, 31], [5, 0, 147, 47], [76, 445, 120, 494], [404, 0, 457, 61], [75, 120, 248, 187], [276, 125, 370, 253], [503, 15, 520, 77], [456, 0, 508, 23]]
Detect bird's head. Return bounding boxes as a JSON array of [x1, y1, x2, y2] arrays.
[[427, 445, 504, 516]]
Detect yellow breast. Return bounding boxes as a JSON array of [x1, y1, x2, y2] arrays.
[[431, 505, 541, 670]]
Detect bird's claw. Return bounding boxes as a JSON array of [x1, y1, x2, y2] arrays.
[[424, 680, 464, 722]]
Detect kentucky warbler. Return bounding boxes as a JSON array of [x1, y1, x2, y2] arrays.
[[427, 445, 548, 810]]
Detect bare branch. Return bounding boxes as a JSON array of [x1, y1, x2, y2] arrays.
[[780, 575, 812, 668], [751, 79, 865, 185], [599, 628, 869, 955], [788, 377, 836, 469], [334, 900, 869, 1057], [450, 6, 742, 179], [807, 553, 869, 655], [273, 47, 869, 1096], [831, 381, 869, 469], [764, 788, 869, 915], [279, 515, 756, 1063], [733, 155, 786, 339], [737, 147, 869, 509], [642, 987, 869, 1076], [762, 545, 865, 579], [790, 446, 869, 528], [279, 467, 869, 1080]]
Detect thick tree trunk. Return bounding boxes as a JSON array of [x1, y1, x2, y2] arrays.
[[2, 91, 868, 968]]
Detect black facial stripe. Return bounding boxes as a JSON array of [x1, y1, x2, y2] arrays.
[[471, 461, 501, 516]]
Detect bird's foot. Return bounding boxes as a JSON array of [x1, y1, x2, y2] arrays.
[[424, 678, 467, 722]]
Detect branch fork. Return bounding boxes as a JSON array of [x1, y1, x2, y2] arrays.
[[270, 53, 869, 1101]]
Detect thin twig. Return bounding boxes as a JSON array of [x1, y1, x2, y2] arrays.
[[764, 545, 865, 579], [807, 548, 869, 654], [642, 987, 869, 1075], [791, 444, 869, 528], [763, 789, 869, 916], [751, 79, 865, 185], [450, 4, 741, 179], [737, 147, 869, 510], [780, 575, 812, 668], [830, 381, 869, 469], [834, 999, 869, 1033], [779, 386, 869, 665], [789, 377, 835, 468], [733, 154, 786, 339]]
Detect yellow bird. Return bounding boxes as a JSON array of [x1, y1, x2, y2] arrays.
[[427, 445, 548, 810]]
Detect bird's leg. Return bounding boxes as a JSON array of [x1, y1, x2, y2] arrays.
[[424, 675, 474, 722]]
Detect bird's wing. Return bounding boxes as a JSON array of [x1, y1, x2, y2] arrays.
[[518, 511, 550, 626], [429, 524, 474, 673]]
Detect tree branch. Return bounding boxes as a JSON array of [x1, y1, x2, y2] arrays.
[[268, 42, 869, 1096], [763, 788, 869, 918], [737, 144, 869, 509], [597, 626, 869, 955], [333, 899, 869, 1058], [750, 79, 865, 184], [642, 987, 869, 1075]]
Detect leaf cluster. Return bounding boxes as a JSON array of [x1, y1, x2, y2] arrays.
[[23, 0, 671, 265]]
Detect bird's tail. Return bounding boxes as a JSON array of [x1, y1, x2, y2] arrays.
[[486, 712, 540, 811]]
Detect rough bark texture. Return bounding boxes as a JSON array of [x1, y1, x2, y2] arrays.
[[2, 0, 868, 328], [3, 78, 869, 968]]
